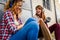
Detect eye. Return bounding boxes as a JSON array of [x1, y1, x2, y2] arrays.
[[18, 5, 22, 7]]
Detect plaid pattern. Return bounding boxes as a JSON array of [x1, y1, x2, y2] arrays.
[[0, 10, 22, 40]]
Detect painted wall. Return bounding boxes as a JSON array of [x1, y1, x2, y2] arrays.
[[31, 0, 56, 26], [55, 0, 60, 23], [0, 0, 56, 26]]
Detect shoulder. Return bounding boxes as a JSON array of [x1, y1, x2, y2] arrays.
[[3, 10, 13, 19], [4, 10, 13, 16], [5, 10, 11, 14]]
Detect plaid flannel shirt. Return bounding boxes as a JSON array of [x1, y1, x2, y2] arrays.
[[0, 10, 22, 40]]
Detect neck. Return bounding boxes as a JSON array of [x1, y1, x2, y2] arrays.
[[11, 8, 21, 20], [13, 12, 21, 20]]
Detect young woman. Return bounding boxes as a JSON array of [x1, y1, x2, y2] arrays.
[[0, 0, 39, 40], [34, 5, 60, 40], [34, 5, 47, 40]]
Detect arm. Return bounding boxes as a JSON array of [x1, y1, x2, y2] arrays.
[[39, 18, 52, 40], [4, 11, 25, 32], [17, 24, 24, 30], [4, 11, 17, 34]]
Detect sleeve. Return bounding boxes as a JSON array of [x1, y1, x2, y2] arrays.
[[4, 11, 17, 34]]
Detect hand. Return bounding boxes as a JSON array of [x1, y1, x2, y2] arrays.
[[17, 24, 24, 30], [38, 18, 44, 25]]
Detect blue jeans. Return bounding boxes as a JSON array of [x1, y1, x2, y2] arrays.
[[10, 18, 39, 40]]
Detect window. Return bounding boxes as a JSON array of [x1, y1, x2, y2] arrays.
[[43, 0, 51, 10]]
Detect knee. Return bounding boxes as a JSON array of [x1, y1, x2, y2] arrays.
[[27, 18, 36, 23], [51, 23, 60, 30], [28, 17, 36, 21], [24, 17, 36, 25], [54, 23, 59, 27], [28, 21, 39, 31]]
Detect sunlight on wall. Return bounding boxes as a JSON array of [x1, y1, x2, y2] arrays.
[[56, 8, 60, 23], [58, 0, 60, 3]]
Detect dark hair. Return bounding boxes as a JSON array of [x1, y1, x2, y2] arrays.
[[4, 0, 23, 12], [9, 0, 23, 8], [9, 0, 14, 8]]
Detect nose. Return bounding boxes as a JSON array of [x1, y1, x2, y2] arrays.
[[19, 7, 22, 9]]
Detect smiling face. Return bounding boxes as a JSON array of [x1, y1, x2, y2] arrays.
[[36, 8, 42, 15], [35, 5, 44, 18], [13, 1, 23, 14], [35, 5, 43, 16]]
